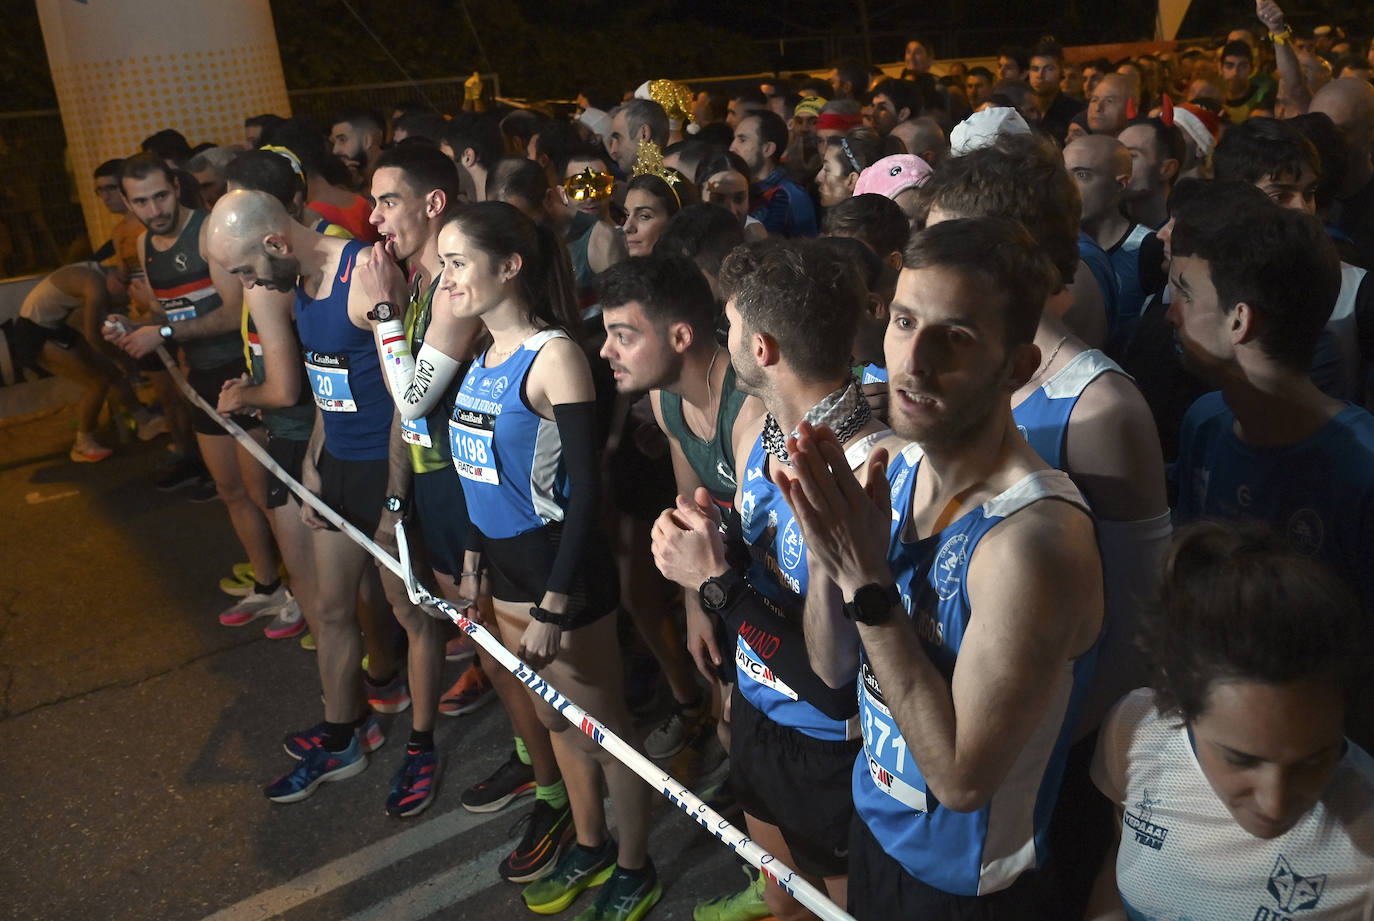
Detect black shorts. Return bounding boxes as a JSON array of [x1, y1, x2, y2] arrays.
[[265, 436, 308, 510], [729, 687, 860, 878], [14, 316, 78, 352], [317, 448, 388, 535], [413, 468, 469, 577], [186, 359, 260, 436], [848, 815, 1061, 921], [480, 521, 619, 629]]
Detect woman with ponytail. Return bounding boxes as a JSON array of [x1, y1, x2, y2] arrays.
[[440, 201, 660, 921]]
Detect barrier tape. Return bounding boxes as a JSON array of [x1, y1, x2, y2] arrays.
[[154, 346, 856, 921]]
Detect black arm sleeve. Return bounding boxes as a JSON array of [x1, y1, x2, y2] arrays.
[[546, 401, 600, 599]]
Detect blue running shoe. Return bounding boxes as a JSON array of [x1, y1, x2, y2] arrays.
[[386, 748, 441, 818], [282, 713, 385, 760], [265, 737, 366, 803]]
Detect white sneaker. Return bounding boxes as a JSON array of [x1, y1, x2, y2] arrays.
[[263, 594, 306, 640], [70, 435, 113, 463], [135, 411, 169, 441], [218, 583, 288, 626]]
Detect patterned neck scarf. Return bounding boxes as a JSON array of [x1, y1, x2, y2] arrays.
[[761, 376, 871, 465]]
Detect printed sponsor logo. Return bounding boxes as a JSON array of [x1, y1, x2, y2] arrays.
[[1123, 790, 1168, 850]]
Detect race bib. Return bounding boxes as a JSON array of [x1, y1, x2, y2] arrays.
[[304, 351, 356, 412], [401, 414, 432, 448], [735, 637, 799, 701], [858, 660, 927, 813], [449, 408, 499, 484], [164, 298, 196, 323]]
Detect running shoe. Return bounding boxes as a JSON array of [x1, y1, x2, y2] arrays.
[[188, 475, 220, 503], [135, 411, 168, 441], [460, 750, 535, 813], [299, 632, 316, 651], [265, 736, 366, 803], [70, 435, 113, 463], [220, 563, 255, 598], [438, 664, 493, 716], [502, 798, 575, 883], [283, 712, 385, 760], [521, 835, 615, 912], [386, 747, 441, 818], [366, 670, 411, 714], [263, 594, 306, 639], [219, 584, 289, 627], [692, 865, 768, 921], [644, 697, 709, 760], [156, 456, 204, 491], [445, 632, 476, 664], [576, 860, 663, 921]]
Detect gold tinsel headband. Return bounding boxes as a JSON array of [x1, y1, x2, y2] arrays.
[[629, 139, 682, 209]]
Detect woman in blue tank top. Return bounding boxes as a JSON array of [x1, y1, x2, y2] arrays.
[[438, 202, 662, 917]]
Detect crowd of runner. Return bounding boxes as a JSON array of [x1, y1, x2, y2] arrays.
[[9, 4, 1374, 919]]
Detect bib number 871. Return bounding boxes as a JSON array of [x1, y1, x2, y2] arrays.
[[863, 702, 908, 774]]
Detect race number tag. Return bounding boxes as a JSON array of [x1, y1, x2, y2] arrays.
[[304, 351, 356, 412], [401, 415, 433, 448], [164, 298, 196, 323], [858, 660, 928, 813], [449, 408, 499, 484], [735, 636, 799, 700]]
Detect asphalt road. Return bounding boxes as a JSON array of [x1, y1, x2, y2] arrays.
[[0, 404, 749, 921]]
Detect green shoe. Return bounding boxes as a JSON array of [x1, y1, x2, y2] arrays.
[[693, 865, 769, 921], [574, 860, 662, 921], [219, 562, 255, 598], [523, 838, 616, 915], [299, 632, 316, 652]]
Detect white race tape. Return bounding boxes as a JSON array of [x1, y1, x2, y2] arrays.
[[155, 346, 856, 921]]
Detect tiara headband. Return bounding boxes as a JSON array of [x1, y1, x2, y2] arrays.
[[630, 139, 682, 209]]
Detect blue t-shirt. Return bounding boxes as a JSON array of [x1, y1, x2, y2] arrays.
[[854, 444, 1099, 896], [450, 329, 569, 540], [750, 169, 817, 238], [293, 240, 391, 461], [738, 433, 858, 740], [1175, 392, 1374, 612], [1078, 231, 1119, 336], [1107, 224, 1152, 336], [1013, 350, 1122, 470]]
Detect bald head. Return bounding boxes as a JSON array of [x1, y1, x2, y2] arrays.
[[1088, 74, 1133, 136], [890, 117, 948, 167], [1311, 77, 1374, 156], [1064, 135, 1131, 224], [207, 189, 301, 292]]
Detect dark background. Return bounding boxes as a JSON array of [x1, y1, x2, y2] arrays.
[[5, 0, 1373, 110]]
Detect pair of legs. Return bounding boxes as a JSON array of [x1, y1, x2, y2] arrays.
[[433, 569, 560, 788], [493, 600, 651, 870], [198, 429, 279, 586], [743, 812, 847, 921], [616, 514, 699, 708], [146, 368, 195, 457], [36, 336, 141, 437]]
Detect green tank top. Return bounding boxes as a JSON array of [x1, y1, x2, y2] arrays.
[[144, 208, 244, 370], [566, 211, 597, 297], [245, 314, 316, 441], [404, 276, 457, 474], [658, 360, 748, 506]]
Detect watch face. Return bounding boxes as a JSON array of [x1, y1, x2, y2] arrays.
[[384, 497, 403, 512], [373, 302, 396, 322], [159, 325, 174, 339], [701, 580, 727, 609]]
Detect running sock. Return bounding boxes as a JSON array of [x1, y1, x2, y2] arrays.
[[364, 669, 399, 689], [321, 721, 352, 752], [535, 778, 568, 810], [407, 729, 434, 753], [514, 736, 532, 766], [254, 578, 281, 596]]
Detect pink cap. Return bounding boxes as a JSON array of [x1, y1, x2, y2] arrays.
[[853, 154, 934, 199]]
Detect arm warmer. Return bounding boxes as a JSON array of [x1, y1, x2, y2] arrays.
[[376, 319, 463, 421], [545, 401, 600, 599]]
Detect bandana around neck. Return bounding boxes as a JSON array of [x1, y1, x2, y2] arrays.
[[761, 376, 871, 465]]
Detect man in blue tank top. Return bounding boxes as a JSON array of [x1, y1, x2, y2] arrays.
[[779, 218, 1104, 920], [1170, 190, 1374, 632], [651, 239, 891, 921], [207, 190, 423, 809]]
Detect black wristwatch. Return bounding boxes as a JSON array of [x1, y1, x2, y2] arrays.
[[842, 582, 900, 626], [369, 301, 400, 322], [699, 570, 744, 612], [383, 495, 406, 513], [158, 324, 175, 341]]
